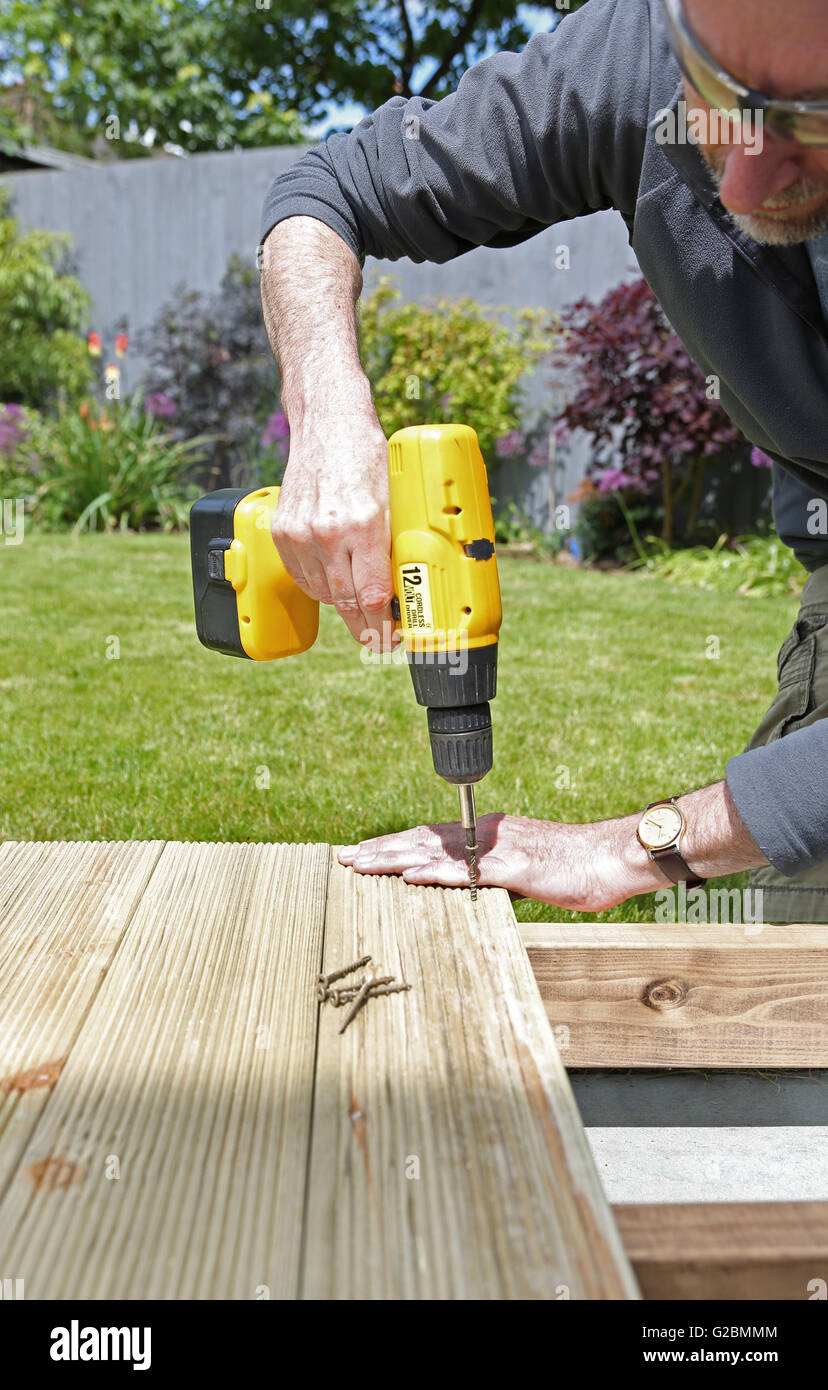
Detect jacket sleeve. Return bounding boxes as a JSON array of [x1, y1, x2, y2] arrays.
[[726, 722, 828, 877], [259, 0, 653, 264]]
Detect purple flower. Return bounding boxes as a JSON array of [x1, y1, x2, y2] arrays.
[[750, 446, 773, 469], [596, 467, 642, 493], [528, 442, 549, 468], [260, 412, 290, 448], [0, 403, 28, 454], [495, 429, 524, 459], [145, 392, 177, 420]]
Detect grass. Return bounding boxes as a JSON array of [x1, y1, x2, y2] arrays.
[[0, 535, 798, 922]]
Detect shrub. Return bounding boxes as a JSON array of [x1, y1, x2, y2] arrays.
[[570, 482, 662, 567], [6, 395, 213, 532], [554, 278, 747, 551], [0, 194, 92, 408], [358, 278, 555, 465], [139, 256, 278, 488], [0, 401, 38, 499], [633, 532, 807, 598]]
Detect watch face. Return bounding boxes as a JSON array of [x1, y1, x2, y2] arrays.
[[639, 803, 683, 850]]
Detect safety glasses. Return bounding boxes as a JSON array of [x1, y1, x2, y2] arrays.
[[663, 0, 828, 146]]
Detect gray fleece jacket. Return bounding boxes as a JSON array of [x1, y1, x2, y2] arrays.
[[259, 0, 828, 878]]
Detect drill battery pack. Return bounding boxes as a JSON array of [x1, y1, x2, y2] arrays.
[[190, 487, 319, 661]]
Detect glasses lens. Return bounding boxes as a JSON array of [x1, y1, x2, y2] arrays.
[[669, 7, 828, 147], [781, 110, 828, 147], [680, 46, 745, 122]]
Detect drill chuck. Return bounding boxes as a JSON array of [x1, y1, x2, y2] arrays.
[[406, 644, 497, 785], [426, 704, 492, 784]]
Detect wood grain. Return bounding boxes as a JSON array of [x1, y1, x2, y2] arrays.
[[521, 923, 828, 1068], [302, 856, 639, 1300], [615, 1201, 828, 1300], [0, 841, 328, 1298], [0, 841, 164, 1195]]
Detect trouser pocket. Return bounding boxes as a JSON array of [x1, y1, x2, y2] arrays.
[[744, 574, 828, 918], [745, 607, 828, 749]]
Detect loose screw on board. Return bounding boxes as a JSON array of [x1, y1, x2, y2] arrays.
[[324, 980, 366, 1006], [317, 955, 372, 990], [338, 975, 394, 1035], [316, 955, 411, 1033], [366, 982, 412, 999]]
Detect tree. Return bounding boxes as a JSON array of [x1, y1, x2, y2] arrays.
[[0, 1, 305, 155], [0, 1, 588, 156]]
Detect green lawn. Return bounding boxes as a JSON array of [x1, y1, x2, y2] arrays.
[[1, 534, 797, 922]]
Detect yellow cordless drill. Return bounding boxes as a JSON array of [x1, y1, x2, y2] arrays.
[[190, 423, 502, 897]]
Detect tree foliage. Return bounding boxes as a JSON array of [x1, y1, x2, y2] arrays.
[[0, 1, 588, 154], [0, 0, 304, 154]]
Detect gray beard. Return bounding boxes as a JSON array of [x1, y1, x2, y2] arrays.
[[728, 201, 828, 246], [704, 155, 828, 245]]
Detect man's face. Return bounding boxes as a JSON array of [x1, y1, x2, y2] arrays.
[[684, 0, 828, 245]]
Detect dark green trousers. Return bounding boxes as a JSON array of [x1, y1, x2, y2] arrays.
[[746, 563, 828, 922]]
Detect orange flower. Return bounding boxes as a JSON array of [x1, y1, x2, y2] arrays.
[[79, 401, 90, 419], [104, 363, 121, 384], [567, 478, 599, 503], [115, 333, 128, 357], [87, 331, 102, 357]]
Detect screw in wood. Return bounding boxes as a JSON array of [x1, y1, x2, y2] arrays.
[[338, 974, 394, 1035], [317, 954, 372, 990]]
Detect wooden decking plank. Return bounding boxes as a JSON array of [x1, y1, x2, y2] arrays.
[[0, 841, 328, 1298], [0, 840, 165, 1195], [521, 923, 828, 1068], [615, 1200, 828, 1300], [302, 856, 638, 1300]]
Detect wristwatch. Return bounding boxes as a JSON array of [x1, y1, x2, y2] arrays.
[[636, 798, 707, 888]]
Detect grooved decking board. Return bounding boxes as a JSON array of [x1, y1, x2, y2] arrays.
[[614, 1201, 828, 1300], [0, 841, 164, 1195], [521, 923, 828, 1068], [0, 841, 329, 1299], [302, 857, 639, 1300]]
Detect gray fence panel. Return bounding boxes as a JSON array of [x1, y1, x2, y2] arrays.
[[4, 144, 640, 526]]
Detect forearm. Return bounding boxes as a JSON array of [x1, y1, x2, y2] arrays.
[[259, 215, 376, 429], [338, 783, 773, 906]]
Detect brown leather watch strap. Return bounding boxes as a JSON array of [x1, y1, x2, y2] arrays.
[[651, 844, 706, 889]]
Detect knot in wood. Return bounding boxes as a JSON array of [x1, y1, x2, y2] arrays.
[[642, 978, 688, 1011]]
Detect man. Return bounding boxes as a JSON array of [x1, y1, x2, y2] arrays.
[[258, 0, 828, 920]]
